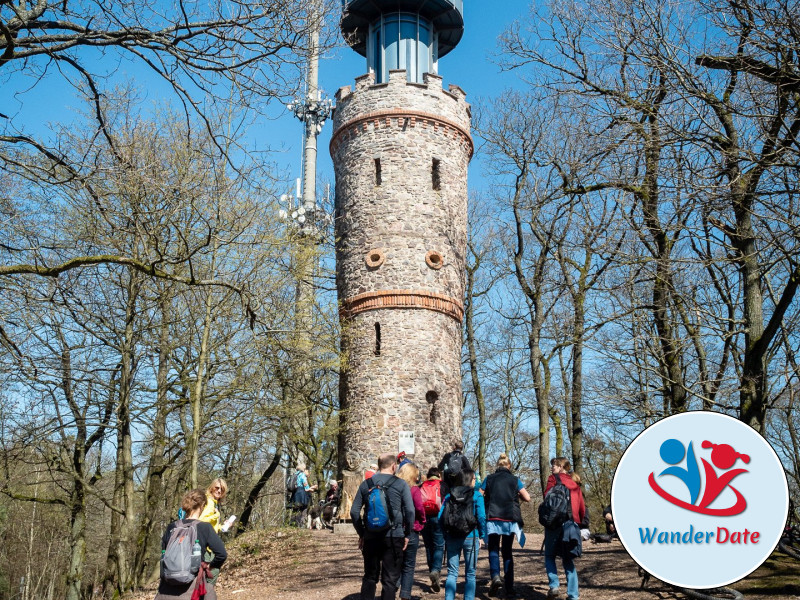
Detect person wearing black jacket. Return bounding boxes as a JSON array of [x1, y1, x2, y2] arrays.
[[437, 440, 471, 497], [350, 453, 415, 600], [156, 489, 227, 600], [481, 453, 531, 598]]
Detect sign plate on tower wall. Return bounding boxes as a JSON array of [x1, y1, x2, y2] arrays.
[[399, 431, 415, 455]]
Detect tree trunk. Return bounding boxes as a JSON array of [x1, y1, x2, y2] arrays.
[[190, 245, 218, 487], [640, 114, 686, 414], [464, 242, 487, 480], [570, 294, 585, 476], [511, 188, 551, 494], [65, 483, 87, 600], [133, 292, 173, 585], [733, 191, 767, 431], [103, 273, 140, 597], [237, 442, 283, 534]]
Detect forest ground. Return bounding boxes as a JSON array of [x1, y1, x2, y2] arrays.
[[130, 528, 800, 600]]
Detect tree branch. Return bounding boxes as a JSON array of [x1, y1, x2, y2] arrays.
[[696, 54, 800, 90]]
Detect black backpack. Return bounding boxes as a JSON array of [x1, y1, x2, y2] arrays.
[[443, 451, 464, 483], [442, 486, 478, 536], [538, 476, 572, 530], [286, 472, 300, 502]]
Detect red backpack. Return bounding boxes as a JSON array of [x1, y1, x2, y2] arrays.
[[419, 480, 443, 517]]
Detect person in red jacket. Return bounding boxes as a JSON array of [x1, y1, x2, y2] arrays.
[[543, 457, 585, 600]]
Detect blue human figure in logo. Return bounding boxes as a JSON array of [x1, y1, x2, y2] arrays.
[[658, 439, 701, 505]]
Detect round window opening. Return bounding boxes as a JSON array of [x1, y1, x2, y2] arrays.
[[365, 249, 386, 269], [425, 250, 444, 270]]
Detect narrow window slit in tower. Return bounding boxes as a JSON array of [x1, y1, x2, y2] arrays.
[[375, 158, 382, 186], [374, 322, 381, 356], [432, 158, 441, 191], [426, 391, 438, 424]]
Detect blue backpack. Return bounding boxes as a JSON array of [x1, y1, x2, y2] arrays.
[[364, 476, 397, 533]]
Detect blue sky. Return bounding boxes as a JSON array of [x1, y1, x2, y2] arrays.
[[0, 3, 531, 200]]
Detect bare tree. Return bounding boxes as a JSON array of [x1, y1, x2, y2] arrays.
[[477, 91, 572, 492], [463, 193, 504, 480], [0, 0, 331, 296], [688, 0, 800, 431]]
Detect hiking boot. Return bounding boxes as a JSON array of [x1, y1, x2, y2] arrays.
[[430, 571, 441, 593], [547, 588, 561, 599], [489, 576, 503, 597]]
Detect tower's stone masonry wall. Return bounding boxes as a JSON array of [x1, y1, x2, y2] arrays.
[[341, 309, 463, 472], [332, 69, 471, 473], [332, 70, 471, 308]]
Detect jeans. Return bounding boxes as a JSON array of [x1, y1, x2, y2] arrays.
[[398, 530, 420, 599], [487, 533, 514, 592], [444, 535, 479, 600], [361, 535, 405, 600], [544, 527, 579, 600], [422, 516, 445, 573]]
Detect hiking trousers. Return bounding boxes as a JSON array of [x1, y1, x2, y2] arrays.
[[398, 530, 420, 599], [487, 533, 515, 593], [544, 527, 579, 600], [422, 516, 445, 573], [444, 534, 479, 600], [361, 534, 405, 600]]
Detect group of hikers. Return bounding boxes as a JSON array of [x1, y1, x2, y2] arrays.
[[348, 441, 589, 600], [154, 442, 599, 600]]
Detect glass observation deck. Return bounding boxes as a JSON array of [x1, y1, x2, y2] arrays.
[[341, 0, 465, 83]]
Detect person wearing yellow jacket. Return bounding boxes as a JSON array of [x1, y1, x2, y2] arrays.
[[200, 478, 228, 532], [199, 478, 228, 584]]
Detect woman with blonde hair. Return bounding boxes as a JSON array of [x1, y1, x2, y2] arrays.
[[543, 457, 585, 600], [197, 478, 230, 588], [396, 462, 425, 600], [200, 478, 228, 532], [290, 462, 318, 528], [480, 453, 531, 598]]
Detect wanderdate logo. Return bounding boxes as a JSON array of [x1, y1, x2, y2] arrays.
[[612, 412, 789, 589], [648, 438, 750, 516]]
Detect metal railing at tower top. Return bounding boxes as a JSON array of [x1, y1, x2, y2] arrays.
[[340, 0, 464, 58]]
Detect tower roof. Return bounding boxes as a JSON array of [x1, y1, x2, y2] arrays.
[[341, 0, 464, 58]]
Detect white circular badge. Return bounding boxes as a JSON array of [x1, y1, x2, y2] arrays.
[[611, 411, 789, 589]]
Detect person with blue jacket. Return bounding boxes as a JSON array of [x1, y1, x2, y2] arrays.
[[292, 462, 318, 528], [439, 468, 486, 600]]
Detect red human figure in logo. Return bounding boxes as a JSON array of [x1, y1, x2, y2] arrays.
[[698, 441, 750, 510]]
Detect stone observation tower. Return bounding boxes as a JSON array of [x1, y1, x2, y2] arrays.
[[331, 0, 471, 484]]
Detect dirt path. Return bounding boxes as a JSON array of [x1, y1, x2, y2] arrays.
[[201, 530, 799, 600]]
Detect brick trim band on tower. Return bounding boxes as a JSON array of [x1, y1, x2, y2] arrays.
[[341, 289, 464, 322], [331, 109, 474, 158]]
